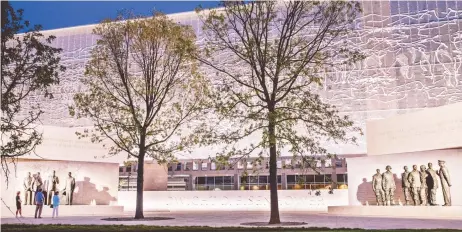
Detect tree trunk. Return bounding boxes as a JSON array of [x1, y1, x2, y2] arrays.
[[268, 113, 281, 224], [134, 150, 145, 219]]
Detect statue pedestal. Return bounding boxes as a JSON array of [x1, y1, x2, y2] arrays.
[[1, 205, 124, 218], [328, 206, 462, 219]]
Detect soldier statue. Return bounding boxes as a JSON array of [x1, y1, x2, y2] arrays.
[[23, 172, 33, 205], [426, 162, 439, 205], [63, 172, 76, 205], [382, 165, 396, 206], [437, 160, 451, 206], [419, 165, 428, 206], [372, 169, 385, 205], [408, 165, 421, 206], [401, 166, 411, 205]]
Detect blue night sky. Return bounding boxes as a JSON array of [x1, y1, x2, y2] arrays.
[[10, 1, 221, 32]]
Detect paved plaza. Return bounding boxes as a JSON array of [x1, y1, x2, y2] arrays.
[[2, 211, 462, 230]]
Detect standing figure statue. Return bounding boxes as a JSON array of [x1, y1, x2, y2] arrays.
[[23, 172, 33, 205], [401, 166, 411, 205], [382, 165, 396, 206], [47, 170, 59, 205], [372, 169, 385, 205], [32, 172, 43, 203], [63, 172, 76, 205], [407, 165, 421, 206], [419, 165, 428, 206], [426, 162, 439, 205], [437, 160, 451, 206]]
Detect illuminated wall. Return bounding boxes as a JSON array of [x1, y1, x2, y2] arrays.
[[18, 1, 462, 157]]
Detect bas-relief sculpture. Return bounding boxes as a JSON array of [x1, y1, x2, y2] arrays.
[[23, 171, 76, 206], [382, 165, 396, 206], [401, 166, 411, 205], [23, 172, 33, 205], [426, 162, 439, 206], [372, 160, 452, 207], [437, 160, 452, 206], [63, 172, 76, 205], [372, 169, 385, 205], [408, 165, 422, 206]]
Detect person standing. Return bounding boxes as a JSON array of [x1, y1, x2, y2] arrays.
[[15, 191, 23, 217], [47, 171, 59, 205], [52, 191, 60, 218], [32, 172, 43, 203], [437, 160, 451, 206], [34, 188, 44, 219]]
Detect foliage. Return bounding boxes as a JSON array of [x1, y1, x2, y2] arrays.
[[1, 1, 65, 184], [196, 1, 364, 224], [69, 11, 209, 219]]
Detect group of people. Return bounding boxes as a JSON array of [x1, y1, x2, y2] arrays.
[[16, 189, 60, 218], [15, 170, 76, 219], [372, 160, 451, 206]]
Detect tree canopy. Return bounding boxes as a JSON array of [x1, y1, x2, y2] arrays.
[[1, 1, 65, 184], [196, 1, 364, 224]]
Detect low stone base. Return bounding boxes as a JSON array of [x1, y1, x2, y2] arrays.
[[2, 205, 124, 218], [328, 206, 462, 219]]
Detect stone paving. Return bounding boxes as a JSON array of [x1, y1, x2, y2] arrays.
[[2, 211, 462, 230]]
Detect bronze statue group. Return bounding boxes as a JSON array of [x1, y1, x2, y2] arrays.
[[372, 160, 451, 206], [19, 171, 76, 218]]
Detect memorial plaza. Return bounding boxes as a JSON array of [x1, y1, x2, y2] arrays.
[[1, 0, 462, 231]]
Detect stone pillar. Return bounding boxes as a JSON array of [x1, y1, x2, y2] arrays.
[[188, 175, 194, 191]]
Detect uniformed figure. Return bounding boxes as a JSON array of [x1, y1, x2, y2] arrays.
[[419, 165, 428, 206], [47, 170, 60, 205], [23, 172, 33, 205], [32, 172, 43, 203], [401, 166, 411, 205], [63, 172, 76, 205], [382, 165, 396, 206], [426, 162, 439, 205], [372, 169, 385, 205], [408, 165, 421, 206], [437, 160, 451, 206]]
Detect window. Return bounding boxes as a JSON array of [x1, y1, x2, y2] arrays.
[[315, 175, 324, 183], [119, 167, 124, 172], [126, 166, 132, 173], [335, 160, 343, 168], [176, 163, 182, 171], [211, 162, 216, 170], [237, 161, 244, 169], [239, 175, 282, 190], [276, 161, 282, 169], [168, 166, 173, 171], [201, 162, 208, 171], [193, 162, 198, 171], [246, 161, 252, 169], [195, 176, 234, 190]]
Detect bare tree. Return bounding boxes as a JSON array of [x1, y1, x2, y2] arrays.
[[196, 1, 364, 224], [70, 11, 209, 219], [1, 1, 65, 184]]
